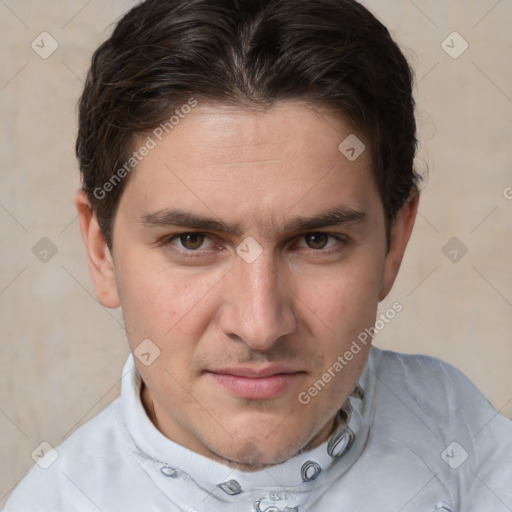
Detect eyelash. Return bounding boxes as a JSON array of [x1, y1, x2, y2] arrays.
[[161, 232, 349, 258]]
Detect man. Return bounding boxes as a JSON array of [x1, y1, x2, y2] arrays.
[[4, 0, 511, 510]]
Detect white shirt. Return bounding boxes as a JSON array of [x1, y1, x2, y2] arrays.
[[4, 346, 512, 511]]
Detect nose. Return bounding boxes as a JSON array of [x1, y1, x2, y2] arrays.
[[218, 251, 297, 352]]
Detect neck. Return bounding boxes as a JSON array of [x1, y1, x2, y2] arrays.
[[140, 382, 346, 472]]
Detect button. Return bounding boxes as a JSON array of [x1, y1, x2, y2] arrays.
[[253, 495, 298, 512], [350, 384, 365, 400], [327, 426, 354, 458], [433, 502, 453, 512], [160, 465, 180, 478], [218, 479, 242, 495], [301, 460, 322, 482]]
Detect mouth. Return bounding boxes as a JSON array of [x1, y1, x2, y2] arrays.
[[205, 365, 306, 400]]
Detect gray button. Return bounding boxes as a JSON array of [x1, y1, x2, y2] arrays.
[[218, 479, 242, 495], [160, 465, 180, 478], [433, 502, 453, 512], [253, 495, 298, 512], [301, 460, 322, 482], [327, 427, 354, 458], [350, 384, 365, 400]]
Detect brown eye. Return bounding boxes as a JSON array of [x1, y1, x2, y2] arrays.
[[179, 233, 205, 250], [304, 233, 329, 249]]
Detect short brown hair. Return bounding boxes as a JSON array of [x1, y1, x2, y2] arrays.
[[76, 0, 420, 248]]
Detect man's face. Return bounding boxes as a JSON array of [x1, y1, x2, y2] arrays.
[[85, 101, 411, 468]]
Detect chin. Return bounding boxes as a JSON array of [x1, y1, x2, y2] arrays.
[[212, 440, 302, 471], [202, 418, 313, 471]]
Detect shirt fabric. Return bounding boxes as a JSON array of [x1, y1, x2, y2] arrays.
[[3, 346, 512, 511]]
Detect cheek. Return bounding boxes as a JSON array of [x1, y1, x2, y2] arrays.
[[292, 259, 381, 410], [114, 254, 222, 349], [297, 251, 384, 339]]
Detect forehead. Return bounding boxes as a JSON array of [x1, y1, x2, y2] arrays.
[[120, 100, 381, 231], [143, 100, 365, 168]]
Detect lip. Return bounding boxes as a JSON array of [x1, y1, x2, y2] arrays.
[[206, 365, 305, 400]]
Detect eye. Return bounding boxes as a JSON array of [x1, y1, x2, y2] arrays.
[[170, 233, 214, 251], [297, 233, 344, 250]]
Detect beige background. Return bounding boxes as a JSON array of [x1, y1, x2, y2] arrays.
[[1, 0, 511, 504]]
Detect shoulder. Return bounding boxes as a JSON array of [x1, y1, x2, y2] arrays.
[[371, 347, 494, 417], [369, 346, 512, 440], [368, 347, 512, 506], [3, 398, 127, 512]]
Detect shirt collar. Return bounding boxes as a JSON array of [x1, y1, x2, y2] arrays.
[[120, 347, 379, 510]]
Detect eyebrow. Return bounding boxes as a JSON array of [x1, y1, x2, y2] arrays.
[[138, 206, 367, 236]]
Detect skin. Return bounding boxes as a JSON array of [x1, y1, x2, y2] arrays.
[[76, 100, 418, 470]]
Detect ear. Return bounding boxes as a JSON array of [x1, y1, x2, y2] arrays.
[[379, 190, 419, 301], [74, 191, 121, 309]]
